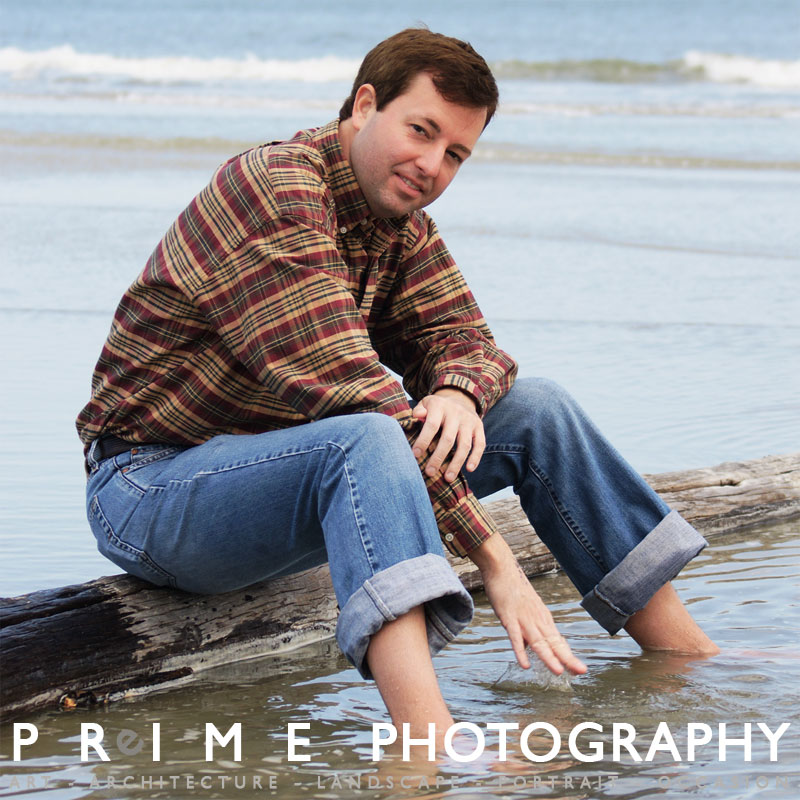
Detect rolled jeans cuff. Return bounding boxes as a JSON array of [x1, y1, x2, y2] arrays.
[[580, 510, 707, 635], [336, 553, 474, 679]]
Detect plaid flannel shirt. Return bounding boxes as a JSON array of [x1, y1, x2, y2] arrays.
[[76, 120, 518, 556]]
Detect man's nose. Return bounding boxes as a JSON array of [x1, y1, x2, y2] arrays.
[[415, 145, 445, 178]]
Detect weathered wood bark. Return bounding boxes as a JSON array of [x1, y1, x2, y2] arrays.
[[2, 452, 798, 719]]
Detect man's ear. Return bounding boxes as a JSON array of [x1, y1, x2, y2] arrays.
[[350, 84, 377, 131]]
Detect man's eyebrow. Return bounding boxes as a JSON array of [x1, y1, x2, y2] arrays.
[[423, 117, 473, 157]]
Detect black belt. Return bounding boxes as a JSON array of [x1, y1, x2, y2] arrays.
[[93, 435, 139, 462]]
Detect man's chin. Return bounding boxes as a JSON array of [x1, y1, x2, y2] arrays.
[[366, 188, 431, 218], [371, 202, 421, 219]]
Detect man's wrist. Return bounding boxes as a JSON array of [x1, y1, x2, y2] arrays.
[[432, 386, 480, 413], [467, 531, 515, 575]]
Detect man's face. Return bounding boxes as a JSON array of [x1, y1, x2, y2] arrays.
[[345, 72, 486, 218]]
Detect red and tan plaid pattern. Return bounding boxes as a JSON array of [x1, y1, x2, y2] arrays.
[[76, 120, 517, 556]]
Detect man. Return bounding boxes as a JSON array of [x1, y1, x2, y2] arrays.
[[77, 29, 717, 737]]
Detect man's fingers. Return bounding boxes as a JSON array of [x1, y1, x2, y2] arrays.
[[524, 630, 587, 676], [411, 393, 484, 479], [426, 419, 459, 477], [466, 426, 485, 472], [508, 626, 531, 670], [510, 624, 576, 675], [549, 635, 588, 674], [516, 594, 585, 675], [482, 551, 587, 679], [412, 407, 442, 459], [526, 636, 565, 675], [442, 422, 475, 481]]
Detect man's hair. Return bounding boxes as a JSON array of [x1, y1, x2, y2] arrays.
[[339, 28, 498, 128]]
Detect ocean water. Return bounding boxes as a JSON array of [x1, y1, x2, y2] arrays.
[[1, 2, 799, 796], [2, 522, 799, 799], [1, 0, 798, 596]]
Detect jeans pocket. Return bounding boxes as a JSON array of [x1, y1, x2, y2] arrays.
[[88, 493, 177, 588], [114, 446, 182, 492]]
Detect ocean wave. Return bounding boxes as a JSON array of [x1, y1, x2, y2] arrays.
[[495, 52, 800, 89], [682, 51, 800, 90], [1, 45, 799, 90], [0, 45, 360, 84]]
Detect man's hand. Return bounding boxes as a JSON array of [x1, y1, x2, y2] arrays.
[[411, 388, 484, 483], [470, 533, 587, 676]]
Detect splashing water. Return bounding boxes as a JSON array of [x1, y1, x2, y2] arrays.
[[493, 658, 575, 693]]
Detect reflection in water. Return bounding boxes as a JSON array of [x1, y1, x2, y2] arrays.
[[1, 520, 798, 799]]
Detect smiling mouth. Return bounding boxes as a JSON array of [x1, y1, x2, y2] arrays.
[[397, 174, 423, 194]]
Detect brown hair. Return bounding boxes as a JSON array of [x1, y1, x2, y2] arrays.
[[339, 28, 498, 128]]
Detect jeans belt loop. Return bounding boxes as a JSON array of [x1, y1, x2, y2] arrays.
[[86, 435, 137, 475]]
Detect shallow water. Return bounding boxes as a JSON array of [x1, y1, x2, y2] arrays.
[[2, 519, 798, 799]]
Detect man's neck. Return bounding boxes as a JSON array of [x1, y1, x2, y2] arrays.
[[337, 117, 355, 164]]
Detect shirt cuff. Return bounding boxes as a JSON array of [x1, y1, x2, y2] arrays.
[[432, 491, 496, 557], [397, 413, 497, 557], [428, 374, 486, 416]]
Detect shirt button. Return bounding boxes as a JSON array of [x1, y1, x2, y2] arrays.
[[445, 533, 454, 542], [339, 225, 347, 234]]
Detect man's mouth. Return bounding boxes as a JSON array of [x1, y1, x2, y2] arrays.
[[397, 174, 423, 194]]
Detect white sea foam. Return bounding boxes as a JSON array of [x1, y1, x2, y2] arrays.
[[2, 45, 799, 91], [682, 51, 800, 89], [0, 45, 359, 84], [495, 52, 800, 89]]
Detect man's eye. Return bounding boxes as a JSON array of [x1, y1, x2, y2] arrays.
[[447, 151, 464, 164], [411, 124, 428, 136]]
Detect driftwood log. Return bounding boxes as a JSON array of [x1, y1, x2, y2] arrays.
[[2, 452, 799, 719]]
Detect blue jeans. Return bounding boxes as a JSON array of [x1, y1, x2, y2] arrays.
[[85, 378, 706, 676], [464, 379, 706, 634]]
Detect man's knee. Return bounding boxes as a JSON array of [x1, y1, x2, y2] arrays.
[[499, 376, 579, 426], [332, 412, 413, 464], [343, 410, 405, 442]]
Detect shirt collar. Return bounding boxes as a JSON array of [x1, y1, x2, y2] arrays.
[[311, 119, 409, 236]]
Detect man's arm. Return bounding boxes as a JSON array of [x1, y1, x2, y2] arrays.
[[409, 383, 586, 676], [373, 215, 517, 421], [468, 531, 587, 675], [373, 214, 517, 483], [411, 386, 585, 675]]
